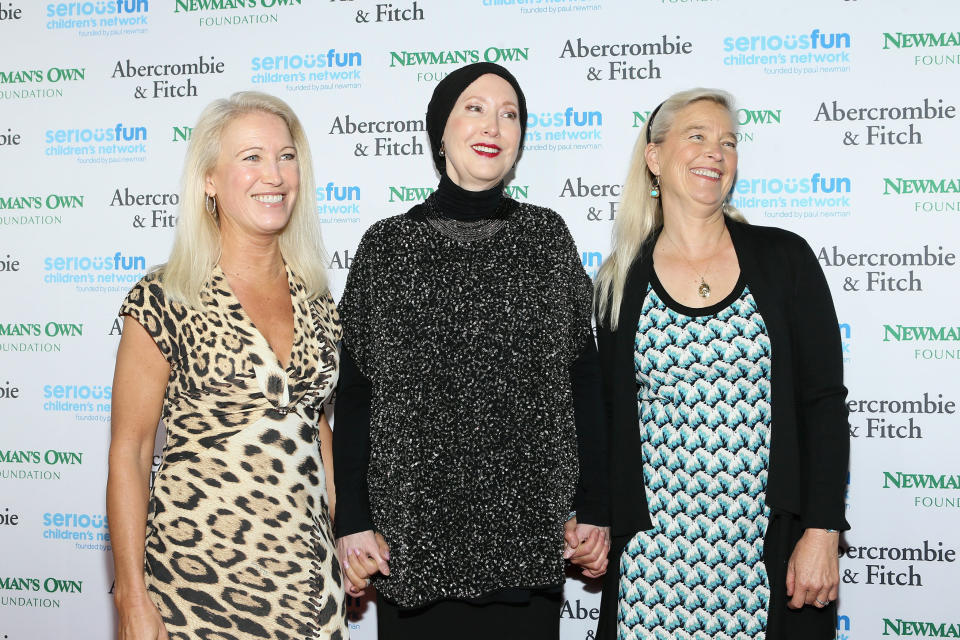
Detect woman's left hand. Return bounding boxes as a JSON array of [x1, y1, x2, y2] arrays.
[[563, 518, 611, 578], [786, 528, 840, 609]]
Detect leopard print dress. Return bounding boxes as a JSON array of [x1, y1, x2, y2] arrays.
[[119, 265, 348, 640]]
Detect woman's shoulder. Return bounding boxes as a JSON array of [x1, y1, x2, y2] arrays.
[[513, 200, 576, 241], [730, 219, 817, 261], [122, 269, 169, 308], [513, 199, 565, 223], [356, 208, 425, 248]]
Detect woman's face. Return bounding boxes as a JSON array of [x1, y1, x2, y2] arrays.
[[205, 110, 299, 239], [646, 100, 737, 214], [441, 73, 522, 191]]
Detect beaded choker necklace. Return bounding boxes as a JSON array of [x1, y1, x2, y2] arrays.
[[423, 194, 509, 242]]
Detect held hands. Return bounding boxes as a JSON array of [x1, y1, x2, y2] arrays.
[[563, 517, 611, 579], [336, 530, 391, 597], [786, 528, 840, 609]]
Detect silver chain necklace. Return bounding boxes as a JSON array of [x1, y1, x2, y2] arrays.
[[423, 195, 509, 242], [662, 224, 728, 299]]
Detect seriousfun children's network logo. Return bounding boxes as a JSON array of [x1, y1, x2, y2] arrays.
[[0, 448, 84, 481], [43, 511, 111, 551], [175, 0, 303, 27], [722, 28, 852, 76], [883, 176, 960, 215], [43, 251, 146, 294], [882, 30, 960, 68], [46, 0, 150, 37], [44, 122, 148, 164], [730, 173, 852, 220], [524, 108, 603, 153], [317, 182, 360, 224], [481, 0, 603, 15], [251, 50, 362, 93], [581, 250, 603, 279], [840, 322, 852, 364], [837, 614, 852, 640], [43, 383, 112, 422]]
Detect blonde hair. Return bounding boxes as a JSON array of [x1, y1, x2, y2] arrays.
[[159, 91, 328, 308], [595, 88, 746, 329]]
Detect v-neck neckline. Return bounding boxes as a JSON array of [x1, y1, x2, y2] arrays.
[[215, 263, 299, 372]]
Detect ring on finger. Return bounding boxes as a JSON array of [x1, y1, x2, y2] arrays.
[[815, 598, 829, 607]]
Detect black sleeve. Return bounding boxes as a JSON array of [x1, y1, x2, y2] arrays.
[[332, 344, 375, 537], [791, 239, 850, 531], [570, 332, 610, 526]]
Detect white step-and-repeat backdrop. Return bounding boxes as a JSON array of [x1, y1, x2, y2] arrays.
[[2, 1, 958, 638]]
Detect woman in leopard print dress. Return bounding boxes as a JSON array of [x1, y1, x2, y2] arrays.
[[107, 92, 348, 640]]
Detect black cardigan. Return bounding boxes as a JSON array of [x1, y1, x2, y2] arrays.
[[594, 218, 850, 640]]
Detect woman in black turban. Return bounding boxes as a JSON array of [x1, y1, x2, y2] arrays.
[[332, 62, 611, 639]]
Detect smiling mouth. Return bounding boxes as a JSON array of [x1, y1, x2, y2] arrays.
[[472, 144, 501, 157], [252, 194, 284, 204], [691, 168, 721, 180]]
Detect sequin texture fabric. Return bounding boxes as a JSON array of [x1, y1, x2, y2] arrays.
[[338, 197, 593, 608]]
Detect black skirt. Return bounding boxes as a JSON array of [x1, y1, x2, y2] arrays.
[[376, 591, 563, 640]]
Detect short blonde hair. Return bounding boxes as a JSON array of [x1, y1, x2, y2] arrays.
[[160, 91, 328, 307]]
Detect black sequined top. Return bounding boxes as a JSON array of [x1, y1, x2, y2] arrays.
[[336, 193, 600, 608]]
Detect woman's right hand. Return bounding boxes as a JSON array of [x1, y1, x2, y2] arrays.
[[116, 593, 168, 640], [336, 530, 391, 597]]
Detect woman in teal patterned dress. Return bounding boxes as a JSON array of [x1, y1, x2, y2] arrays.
[[593, 89, 850, 640]]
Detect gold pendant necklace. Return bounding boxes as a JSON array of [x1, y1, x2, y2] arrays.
[[662, 224, 727, 299], [697, 279, 711, 299]]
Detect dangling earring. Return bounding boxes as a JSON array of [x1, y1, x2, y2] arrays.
[[205, 193, 217, 217], [650, 175, 661, 198], [438, 140, 445, 157]]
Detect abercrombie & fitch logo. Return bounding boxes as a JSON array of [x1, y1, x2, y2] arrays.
[[560, 35, 693, 82], [328, 114, 424, 158], [0, 506, 19, 525], [814, 98, 955, 146], [0, 3, 22, 20], [818, 244, 955, 294], [112, 56, 224, 100], [110, 187, 179, 229], [0, 254, 20, 272], [847, 392, 954, 440], [0, 380, 19, 399], [329, 251, 353, 270], [354, 2, 424, 24], [0, 127, 20, 146]]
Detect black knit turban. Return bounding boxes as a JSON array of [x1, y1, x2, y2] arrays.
[[425, 62, 528, 173]]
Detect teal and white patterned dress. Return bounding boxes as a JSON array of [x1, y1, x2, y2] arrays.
[[618, 275, 772, 640]]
